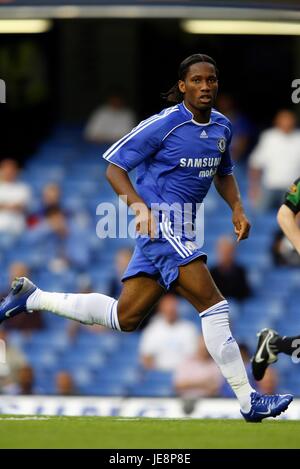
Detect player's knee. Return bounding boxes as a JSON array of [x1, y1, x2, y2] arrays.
[[117, 306, 140, 332], [203, 292, 225, 310], [118, 317, 139, 332]]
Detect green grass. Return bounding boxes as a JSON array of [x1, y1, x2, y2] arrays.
[[0, 416, 299, 448]]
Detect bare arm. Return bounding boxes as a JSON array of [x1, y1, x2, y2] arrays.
[[214, 173, 251, 241], [277, 204, 300, 255], [106, 163, 145, 207], [106, 163, 156, 238], [0, 202, 25, 211], [214, 173, 242, 210]]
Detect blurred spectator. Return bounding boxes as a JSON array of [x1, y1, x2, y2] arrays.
[[55, 371, 77, 396], [0, 329, 28, 394], [174, 335, 222, 400], [249, 110, 300, 210], [216, 93, 255, 161], [16, 365, 35, 395], [258, 367, 278, 394], [84, 93, 136, 144], [3, 365, 41, 395], [25, 207, 92, 271], [210, 236, 252, 301], [271, 228, 300, 267], [139, 294, 198, 371], [108, 247, 133, 298], [41, 183, 61, 211], [0, 159, 32, 236], [1, 262, 44, 332], [28, 183, 64, 227]]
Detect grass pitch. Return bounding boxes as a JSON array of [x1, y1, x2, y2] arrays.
[[0, 416, 299, 449]]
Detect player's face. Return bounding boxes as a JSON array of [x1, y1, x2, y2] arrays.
[[178, 62, 218, 111]]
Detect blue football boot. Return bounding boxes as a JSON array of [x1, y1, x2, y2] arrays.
[[0, 277, 37, 324], [241, 391, 293, 422]]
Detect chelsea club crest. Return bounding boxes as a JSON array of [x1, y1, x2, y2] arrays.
[[217, 137, 226, 153]]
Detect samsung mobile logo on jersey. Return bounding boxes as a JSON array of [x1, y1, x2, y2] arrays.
[[180, 157, 221, 178], [180, 157, 221, 168], [199, 168, 218, 177]]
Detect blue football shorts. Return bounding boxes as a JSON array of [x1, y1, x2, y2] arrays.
[[122, 214, 207, 290]]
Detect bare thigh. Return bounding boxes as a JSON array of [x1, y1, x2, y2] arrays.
[[173, 258, 224, 313], [118, 275, 165, 331]]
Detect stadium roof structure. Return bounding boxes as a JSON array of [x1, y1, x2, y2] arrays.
[[0, 0, 300, 20]]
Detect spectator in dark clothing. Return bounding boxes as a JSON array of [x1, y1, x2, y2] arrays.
[[25, 207, 92, 271], [216, 93, 255, 162], [210, 236, 251, 301], [28, 183, 63, 227]]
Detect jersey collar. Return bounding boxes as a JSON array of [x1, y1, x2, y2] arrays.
[[179, 101, 211, 126], [179, 101, 193, 119]]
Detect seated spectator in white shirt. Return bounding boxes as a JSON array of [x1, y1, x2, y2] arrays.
[[0, 329, 28, 394], [174, 334, 223, 400], [139, 294, 198, 371], [249, 110, 300, 210], [84, 93, 136, 144], [0, 159, 31, 236]]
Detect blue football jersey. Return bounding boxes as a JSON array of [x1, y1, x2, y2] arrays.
[[103, 101, 233, 229]]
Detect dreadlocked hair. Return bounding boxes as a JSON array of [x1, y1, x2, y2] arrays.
[[161, 53, 218, 103]]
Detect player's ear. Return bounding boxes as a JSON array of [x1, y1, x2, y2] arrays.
[[178, 80, 185, 94]]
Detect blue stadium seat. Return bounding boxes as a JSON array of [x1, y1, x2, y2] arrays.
[[242, 298, 284, 321], [23, 348, 59, 370], [25, 330, 69, 350], [59, 349, 106, 370], [90, 380, 128, 396], [129, 383, 175, 397]]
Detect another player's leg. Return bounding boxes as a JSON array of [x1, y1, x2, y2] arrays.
[[173, 258, 293, 422], [0, 275, 164, 332], [252, 328, 300, 380]]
